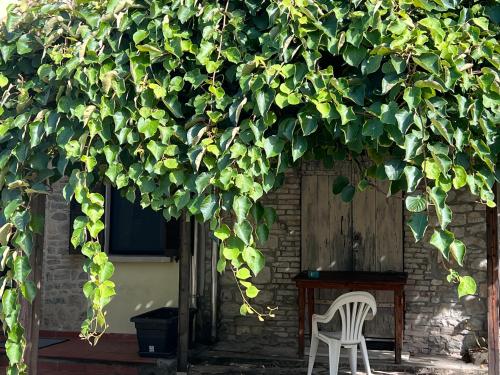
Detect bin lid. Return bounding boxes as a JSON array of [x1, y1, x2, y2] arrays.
[[130, 307, 196, 323]]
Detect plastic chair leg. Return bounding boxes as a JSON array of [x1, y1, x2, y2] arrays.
[[349, 346, 358, 374], [328, 342, 341, 375], [307, 335, 319, 375], [360, 338, 372, 375]]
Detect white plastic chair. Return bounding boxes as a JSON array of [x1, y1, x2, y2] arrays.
[[307, 291, 377, 375]]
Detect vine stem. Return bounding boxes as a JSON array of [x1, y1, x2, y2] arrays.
[[212, 0, 230, 87], [231, 268, 277, 320]]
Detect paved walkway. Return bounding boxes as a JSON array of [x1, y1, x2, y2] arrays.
[[188, 350, 487, 375], [0, 334, 488, 375]]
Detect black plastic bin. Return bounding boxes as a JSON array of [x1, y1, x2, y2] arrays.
[[130, 307, 195, 358]]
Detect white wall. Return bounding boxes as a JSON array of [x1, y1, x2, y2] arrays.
[[106, 261, 179, 334], [0, 0, 16, 20]]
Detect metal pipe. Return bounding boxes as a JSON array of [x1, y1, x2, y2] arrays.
[[210, 239, 218, 341], [190, 221, 198, 344], [191, 221, 198, 308]]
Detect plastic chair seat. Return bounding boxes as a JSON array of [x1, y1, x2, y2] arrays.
[[307, 291, 377, 375], [318, 331, 363, 346]]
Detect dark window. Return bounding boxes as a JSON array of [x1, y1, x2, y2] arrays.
[[69, 186, 179, 257], [107, 188, 180, 257]]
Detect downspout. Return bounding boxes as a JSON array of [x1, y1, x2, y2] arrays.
[[191, 222, 198, 309], [210, 239, 218, 341], [190, 222, 198, 343]]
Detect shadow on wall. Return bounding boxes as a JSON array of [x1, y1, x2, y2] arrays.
[[106, 262, 179, 334], [405, 188, 488, 358]]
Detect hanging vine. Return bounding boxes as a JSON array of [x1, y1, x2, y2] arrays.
[[0, 0, 498, 373]]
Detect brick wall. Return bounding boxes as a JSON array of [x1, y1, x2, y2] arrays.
[[216, 169, 301, 357], [42, 179, 87, 331], [404, 188, 488, 356], [214, 170, 489, 358]]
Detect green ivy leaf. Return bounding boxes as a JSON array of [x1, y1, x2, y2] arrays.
[[361, 55, 382, 75], [384, 160, 405, 181], [242, 246, 265, 276], [256, 88, 274, 117], [263, 136, 285, 158], [403, 87, 421, 110], [87, 220, 104, 238], [236, 268, 251, 280], [340, 184, 355, 202], [342, 45, 367, 67], [137, 118, 159, 138], [133, 30, 149, 44], [413, 53, 440, 74], [292, 134, 308, 161], [256, 223, 269, 243], [222, 237, 244, 260], [405, 195, 426, 212], [16, 34, 36, 55], [200, 194, 217, 221], [430, 229, 454, 260], [332, 176, 349, 195], [99, 262, 115, 281], [458, 276, 477, 298], [404, 133, 421, 161], [13, 256, 31, 282], [20, 280, 37, 303], [234, 220, 253, 245], [298, 112, 318, 136], [233, 195, 252, 223], [11, 211, 30, 231], [407, 213, 428, 242], [0, 73, 8, 87], [214, 224, 231, 241], [222, 47, 241, 63], [245, 284, 260, 299], [404, 166, 423, 193], [362, 119, 383, 139], [263, 207, 277, 227], [217, 258, 227, 273], [0, 223, 13, 246], [429, 186, 452, 230], [450, 239, 466, 266], [5, 340, 22, 364]]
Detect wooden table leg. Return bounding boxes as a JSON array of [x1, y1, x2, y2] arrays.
[[394, 288, 404, 364], [307, 288, 314, 334], [298, 287, 305, 357]]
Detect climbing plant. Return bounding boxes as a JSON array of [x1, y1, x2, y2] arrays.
[[0, 0, 498, 372]]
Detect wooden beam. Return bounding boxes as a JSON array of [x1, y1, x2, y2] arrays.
[[20, 194, 46, 375], [177, 213, 191, 373], [486, 183, 499, 375]]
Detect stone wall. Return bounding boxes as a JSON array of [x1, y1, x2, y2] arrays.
[[404, 188, 488, 356], [41, 179, 88, 331], [216, 169, 302, 357], [214, 170, 490, 358]]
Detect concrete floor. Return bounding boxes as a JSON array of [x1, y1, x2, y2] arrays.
[[188, 349, 488, 375], [0, 334, 488, 375]]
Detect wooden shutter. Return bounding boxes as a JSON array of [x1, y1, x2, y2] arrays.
[[300, 161, 403, 338], [301, 161, 352, 271]]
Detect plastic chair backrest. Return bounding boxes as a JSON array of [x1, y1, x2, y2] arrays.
[[323, 291, 377, 343]]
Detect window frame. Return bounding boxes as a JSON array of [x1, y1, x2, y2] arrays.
[[69, 184, 179, 262], [103, 184, 179, 262]]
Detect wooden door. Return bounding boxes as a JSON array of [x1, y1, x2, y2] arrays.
[[301, 161, 403, 338], [301, 161, 352, 329]]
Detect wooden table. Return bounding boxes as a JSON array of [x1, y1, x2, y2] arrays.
[[293, 271, 408, 363]]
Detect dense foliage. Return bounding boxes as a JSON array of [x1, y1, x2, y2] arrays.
[[0, 0, 498, 372]]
